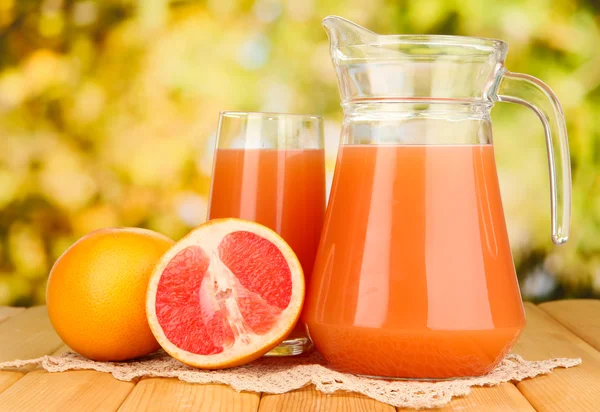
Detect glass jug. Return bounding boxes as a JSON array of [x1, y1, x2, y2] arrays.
[[303, 16, 571, 379]]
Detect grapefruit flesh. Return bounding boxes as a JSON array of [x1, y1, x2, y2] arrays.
[[147, 219, 304, 369]]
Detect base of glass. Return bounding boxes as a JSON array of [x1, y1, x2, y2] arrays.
[[264, 336, 314, 356], [264, 323, 314, 356]]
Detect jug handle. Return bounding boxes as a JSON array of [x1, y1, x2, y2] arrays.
[[494, 69, 571, 245]]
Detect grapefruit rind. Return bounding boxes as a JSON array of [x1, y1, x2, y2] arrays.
[[146, 218, 304, 369]]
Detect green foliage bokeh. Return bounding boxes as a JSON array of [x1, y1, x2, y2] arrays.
[[0, 0, 599, 305]]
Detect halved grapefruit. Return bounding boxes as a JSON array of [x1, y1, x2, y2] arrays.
[[146, 218, 304, 369]]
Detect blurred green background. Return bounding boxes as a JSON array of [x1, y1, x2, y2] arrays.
[[0, 0, 599, 306]]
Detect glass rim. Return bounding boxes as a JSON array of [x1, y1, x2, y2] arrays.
[[220, 111, 323, 121]]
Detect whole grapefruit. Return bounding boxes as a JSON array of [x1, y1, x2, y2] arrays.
[[47, 227, 175, 361]]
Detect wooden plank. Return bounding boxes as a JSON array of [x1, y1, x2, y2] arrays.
[[539, 299, 600, 352], [0, 371, 23, 395], [0, 308, 135, 411], [400, 383, 535, 411], [0, 306, 63, 398], [0, 369, 134, 412], [510, 303, 600, 411], [0, 306, 25, 324], [0, 306, 63, 362], [51, 345, 73, 356], [258, 386, 395, 412], [119, 379, 260, 412]]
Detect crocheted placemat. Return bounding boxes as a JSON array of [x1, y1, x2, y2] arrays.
[[0, 352, 580, 409]]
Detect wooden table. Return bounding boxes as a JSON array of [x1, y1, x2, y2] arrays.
[[0, 300, 599, 411]]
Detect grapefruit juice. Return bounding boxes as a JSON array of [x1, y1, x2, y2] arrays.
[[303, 144, 526, 378], [208, 148, 326, 285]]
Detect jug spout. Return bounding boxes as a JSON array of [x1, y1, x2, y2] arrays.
[[322, 16, 377, 51], [322, 16, 507, 104]]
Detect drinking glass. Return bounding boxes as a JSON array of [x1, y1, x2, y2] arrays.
[[208, 111, 326, 355]]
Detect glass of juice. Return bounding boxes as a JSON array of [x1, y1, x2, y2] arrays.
[[207, 111, 326, 356]]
